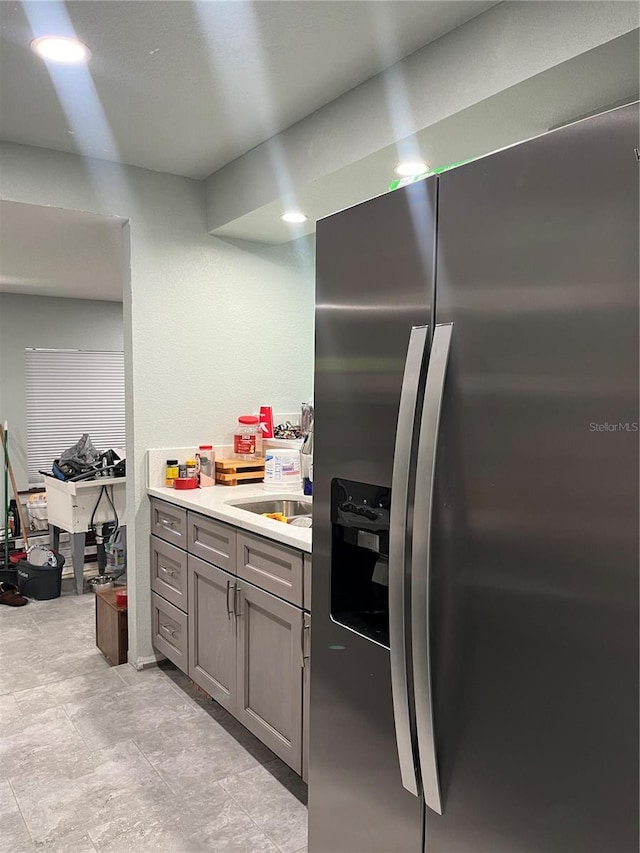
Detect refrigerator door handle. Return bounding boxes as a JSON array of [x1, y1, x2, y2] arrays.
[[411, 322, 453, 816], [389, 324, 429, 798]]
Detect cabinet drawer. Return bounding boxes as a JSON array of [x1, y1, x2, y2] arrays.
[[237, 532, 303, 606], [188, 512, 236, 573], [151, 592, 188, 673], [150, 498, 187, 548], [303, 553, 312, 612], [151, 535, 188, 613]]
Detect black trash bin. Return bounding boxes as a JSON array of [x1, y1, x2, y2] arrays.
[[16, 554, 65, 600]]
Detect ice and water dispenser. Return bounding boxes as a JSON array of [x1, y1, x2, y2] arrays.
[[330, 478, 391, 647]]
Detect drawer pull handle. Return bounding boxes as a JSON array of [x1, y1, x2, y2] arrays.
[[159, 623, 178, 639], [159, 565, 178, 577], [226, 579, 235, 620], [302, 619, 311, 666], [159, 517, 176, 529]]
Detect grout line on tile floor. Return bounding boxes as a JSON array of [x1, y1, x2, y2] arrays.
[[85, 823, 108, 852], [7, 775, 35, 845], [112, 663, 159, 688], [60, 701, 96, 754], [70, 727, 144, 757], [112, 666, 130, 687], [224, 787, 283, 850], [31, 618, 46, 636], [6, 692, 25, 720], [129, 737, 181, 797]]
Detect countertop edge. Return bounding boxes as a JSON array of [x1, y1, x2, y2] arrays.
[[147, 486, 312, 553]]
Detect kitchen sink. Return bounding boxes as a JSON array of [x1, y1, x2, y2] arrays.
[[231, 498, 312, 518]]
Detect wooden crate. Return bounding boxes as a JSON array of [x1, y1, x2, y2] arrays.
[[215, 457, 265, 486]]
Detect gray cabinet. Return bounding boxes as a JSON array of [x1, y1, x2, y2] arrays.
[[235, 579, 304, 774], [188, 555, 237, 714], [237, 531, 303, 607], [150, 497, 311, 778], [151, 591, 188, 671], [188, 512, 236, 573], [151, 535, 188, 612], [302, 613, 311, 782], [303, 553, 312, 612], [150, 498, 187, 547]]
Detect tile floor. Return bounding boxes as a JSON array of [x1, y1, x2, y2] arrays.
[[0, 583, 308, 852]]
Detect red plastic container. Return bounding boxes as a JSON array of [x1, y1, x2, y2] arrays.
[[115, 589, 128, 607], [174, 477, 198, 490]]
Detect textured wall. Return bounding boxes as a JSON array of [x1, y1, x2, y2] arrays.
[[0, 293, 124, 509], [0, 142, 315, 665]]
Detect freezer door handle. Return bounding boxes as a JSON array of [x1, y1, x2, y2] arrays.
[[411, 322, 453, 815], [389, 324, 429, 797]]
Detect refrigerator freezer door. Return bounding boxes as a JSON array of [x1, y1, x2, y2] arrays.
[[428, 103, 639, 852], [310, 178, 438, 853]]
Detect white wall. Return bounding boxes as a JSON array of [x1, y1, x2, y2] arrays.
[[0, 142, 315, 666], [0, 293, 124, 508]]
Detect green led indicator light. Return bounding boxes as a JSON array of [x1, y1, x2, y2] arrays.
[[389, 158, 475, 191]]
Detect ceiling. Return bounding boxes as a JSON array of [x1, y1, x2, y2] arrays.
[[0, 0, 497, 179], [0, 201, 125, 301], [212, 29, 640, 243]]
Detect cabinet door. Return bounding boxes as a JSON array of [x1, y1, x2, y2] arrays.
[[237, 532, 303, 606], [236, 580, 303, 773], [188, 555, 237, 714], [151, 592, 188, 673], [188, 512, 236, 573], [302, 613, 311, 783]]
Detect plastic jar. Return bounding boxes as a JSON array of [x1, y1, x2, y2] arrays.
[[234, 416, 261, 460], [197, 445, 215, 487], [165, 459, 179, 488], [185, 459, 198, 479], [264, 448, 302, 492]]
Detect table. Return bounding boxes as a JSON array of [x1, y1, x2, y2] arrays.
[[46, 477, 126, 594]]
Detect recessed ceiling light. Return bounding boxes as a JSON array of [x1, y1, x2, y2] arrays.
[[31, 36, 90, 64], [281, 212, 307, 224], [395, 161, 428, 177]]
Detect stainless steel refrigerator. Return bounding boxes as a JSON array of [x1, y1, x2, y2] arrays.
[[308, 102, 639, 853]]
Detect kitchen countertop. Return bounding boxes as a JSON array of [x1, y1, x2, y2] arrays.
[[147, 484, 312, 553]]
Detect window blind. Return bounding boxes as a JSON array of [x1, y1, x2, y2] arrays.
[[25, 349, 125, 486]]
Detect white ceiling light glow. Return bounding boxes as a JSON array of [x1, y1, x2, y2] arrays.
[[281, 212, 308, 224], [395, 161, 428, 177], [31, 36, 90, 64]]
